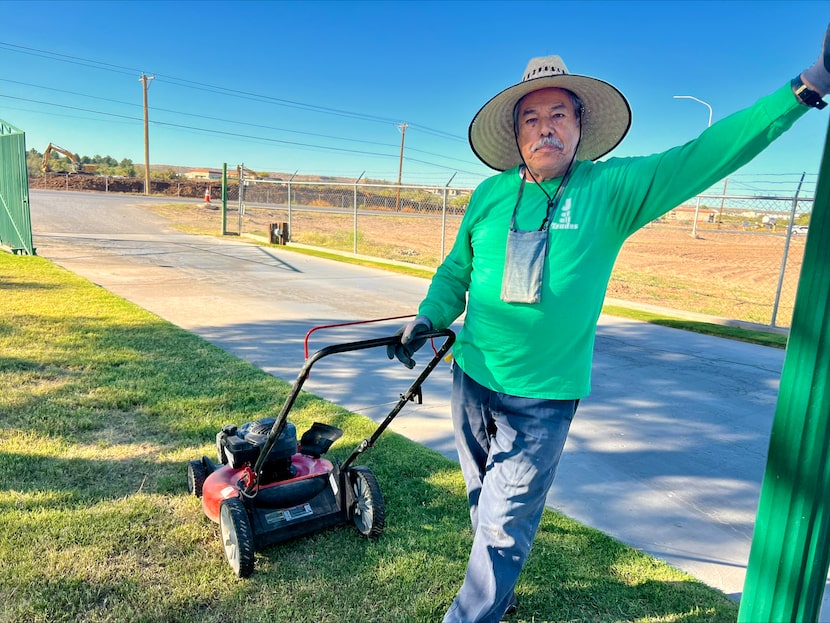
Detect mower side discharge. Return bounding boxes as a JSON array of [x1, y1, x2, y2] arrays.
[[186, 328, 455, 577]]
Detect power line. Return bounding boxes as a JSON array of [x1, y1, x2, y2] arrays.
[[0, 93, 395, 156], [0, 40, 489, 182], [0, 41, 139, 77], [0, 64, 482, 175], [0, 40, 466, 141], [0, 91, 484, 174], [0, 77, 425, 153]]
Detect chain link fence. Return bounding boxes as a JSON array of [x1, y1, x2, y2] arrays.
[[230, 172, 814, 330], [23, 165, 812, 329], [231, 176, 466, 267]]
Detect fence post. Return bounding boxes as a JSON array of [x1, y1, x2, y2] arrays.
[[739, 121, 830, 622], [234, 164, 243, 235], [353, 171, 364, 255], [442, 173, 456, 261], [221, 163, 227, 235], [719, 178, 728, 223], [771, 172, 805, 327], [691, 194, 702, 238], [287, 170, 297, 242]]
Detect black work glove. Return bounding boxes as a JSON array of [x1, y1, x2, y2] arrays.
[[803, 23, 830, 95], [386, 315, 432, 369]]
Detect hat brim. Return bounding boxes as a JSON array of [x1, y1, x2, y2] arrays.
[[468, 74, 632, 171]]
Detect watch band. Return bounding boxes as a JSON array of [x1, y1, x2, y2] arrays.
[[791, 75, 827, 110]]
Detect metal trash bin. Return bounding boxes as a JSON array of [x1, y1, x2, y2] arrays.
[[269, 222, 289, 245]]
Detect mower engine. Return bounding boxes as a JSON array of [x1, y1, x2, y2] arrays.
[[216, 418, 298, 485]]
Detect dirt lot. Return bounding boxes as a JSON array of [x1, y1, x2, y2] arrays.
[[29, 178, 804, 328], [29, 173, 226, 198], [608, 224, 804, 324]]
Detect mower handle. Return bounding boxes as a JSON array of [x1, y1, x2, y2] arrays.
[[303, 315, 414, 360], [249, 329, 456, 486]]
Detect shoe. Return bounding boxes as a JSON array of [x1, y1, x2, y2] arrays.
[[504, 594, 518, 616]]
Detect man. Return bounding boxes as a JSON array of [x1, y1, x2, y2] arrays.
[[389, 26, 829, 623]]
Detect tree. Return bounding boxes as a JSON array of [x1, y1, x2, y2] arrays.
[[151, 168, 179, 180], [119, 159, 137, 178], [24, 149, 139, 178], [26, 148, 42, 177]]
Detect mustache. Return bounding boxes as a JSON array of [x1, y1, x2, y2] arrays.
[[531, 135, 564, 152]]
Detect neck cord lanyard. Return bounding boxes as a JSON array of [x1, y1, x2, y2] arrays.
[[510, 163, 574, 232]]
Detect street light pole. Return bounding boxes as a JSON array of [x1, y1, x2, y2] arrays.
[[673, 95, 713, 238], [673, 94, 713, 127]]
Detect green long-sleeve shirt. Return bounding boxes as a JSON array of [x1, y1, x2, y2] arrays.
[[419, 82, 808, 399]]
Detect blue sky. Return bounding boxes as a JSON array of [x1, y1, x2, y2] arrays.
[[0, 0, 827, 194]]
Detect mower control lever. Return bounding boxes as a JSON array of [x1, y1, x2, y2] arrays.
[[404, 387, 423, 405]]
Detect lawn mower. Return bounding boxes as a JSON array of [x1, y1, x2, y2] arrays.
[[187, 327, 455, 577]]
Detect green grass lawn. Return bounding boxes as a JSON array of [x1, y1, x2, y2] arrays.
[[0, 253, 740, 623]]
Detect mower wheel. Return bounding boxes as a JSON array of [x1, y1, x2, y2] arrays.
[[187, 459, 207, 498], [349, 466, 385, 538], [219, 498, 255, 578]]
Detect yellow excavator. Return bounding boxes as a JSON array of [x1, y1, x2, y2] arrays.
[[40, 143, 97, 174]]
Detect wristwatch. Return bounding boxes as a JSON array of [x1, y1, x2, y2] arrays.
[[791, 75, 827, 110]]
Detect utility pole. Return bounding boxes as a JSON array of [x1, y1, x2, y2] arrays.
[[395, 122, 407, 212], [140, 73, 155, 196]]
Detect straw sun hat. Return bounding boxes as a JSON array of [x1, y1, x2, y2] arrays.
[[468, 55, 632, 171]]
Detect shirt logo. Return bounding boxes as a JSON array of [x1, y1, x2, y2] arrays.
[[551, 198, 579, 230]]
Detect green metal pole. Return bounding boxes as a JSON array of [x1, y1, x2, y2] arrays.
[[221, 163, 227, 235], [739, 118, 830, 622]]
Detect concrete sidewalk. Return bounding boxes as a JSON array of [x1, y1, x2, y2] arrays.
[[26, 189, 830, 617]]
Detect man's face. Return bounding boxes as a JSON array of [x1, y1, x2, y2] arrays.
[[516, 87, 581, 181]]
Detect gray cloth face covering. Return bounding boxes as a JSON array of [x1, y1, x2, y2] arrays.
[[501, 227, 548, 303], [500, 173, 556, 304]]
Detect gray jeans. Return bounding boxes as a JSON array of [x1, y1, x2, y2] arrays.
[[443, 365, 578, 623]]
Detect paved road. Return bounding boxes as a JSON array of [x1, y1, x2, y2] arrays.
[[26, 189, 829, 616]]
